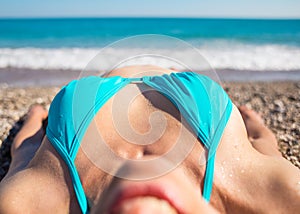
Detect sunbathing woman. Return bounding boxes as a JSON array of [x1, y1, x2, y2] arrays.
[[0, 65, 299, 213]]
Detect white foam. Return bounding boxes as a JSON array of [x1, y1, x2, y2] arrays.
[[0, 48, 99, 70], [199, 41, 300, 71], [0, 42, 300, 71]]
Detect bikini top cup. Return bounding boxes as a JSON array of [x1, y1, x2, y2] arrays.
[[46, 72, 233, 213]]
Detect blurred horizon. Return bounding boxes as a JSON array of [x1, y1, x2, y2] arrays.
[[1, 17, 300, 20]]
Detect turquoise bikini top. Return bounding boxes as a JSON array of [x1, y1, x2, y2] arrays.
[[46, 72, 233, 213]]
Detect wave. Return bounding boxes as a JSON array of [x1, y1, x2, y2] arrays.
[[1, 43, 300, 71]]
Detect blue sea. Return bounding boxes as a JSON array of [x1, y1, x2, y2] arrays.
[[0, 18, 300, 72]]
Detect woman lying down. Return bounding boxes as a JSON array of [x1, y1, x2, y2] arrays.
[[0, 65, 299, 213]]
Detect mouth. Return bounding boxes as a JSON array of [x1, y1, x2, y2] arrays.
[[108, 183, 184, 214]]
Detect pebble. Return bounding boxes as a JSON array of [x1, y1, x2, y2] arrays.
[[273, 100, 286, 113]]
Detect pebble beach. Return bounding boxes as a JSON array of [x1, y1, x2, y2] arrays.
[[0, 81, 299, 180]]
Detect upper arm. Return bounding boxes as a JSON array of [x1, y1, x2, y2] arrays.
[[267, 157, 300, 212], [0, 170, 67, 214], [0, 178, 27, 213]]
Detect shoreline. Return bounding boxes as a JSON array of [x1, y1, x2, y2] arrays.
[[1, 68, 300, 87]]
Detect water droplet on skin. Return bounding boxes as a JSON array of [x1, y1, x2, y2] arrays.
[[237, 189, 241, 193], [297, 181, 300, 194], [220, 166, 226, 178], [199, 153, 206, 166], [236, 157, 240, 161], [241, 169, 245, 173], [229, 174, 233, 177]]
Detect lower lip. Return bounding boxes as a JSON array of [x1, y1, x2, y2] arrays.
[[109, 184, 183, 213], [111, 196, 178, 214]]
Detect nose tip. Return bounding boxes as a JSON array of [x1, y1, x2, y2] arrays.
[[121, 142, 163, 160], [114, 155, 177, 180]]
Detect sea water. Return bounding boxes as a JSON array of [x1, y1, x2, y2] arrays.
[[0, 18, 300, 72]]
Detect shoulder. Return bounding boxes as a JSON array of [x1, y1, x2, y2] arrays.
[[0, 169, 67, 213]]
